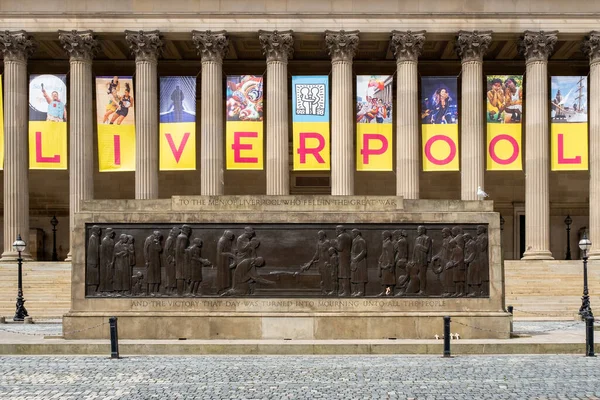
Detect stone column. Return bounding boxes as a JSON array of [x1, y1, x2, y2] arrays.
[[259, 30, 294, 195], [521, 30, 557, 260], [125, 30, 163, 199], [59, 30, 98, 262], [325, 30, 359, 195], [390, 30, 425, 199], [583, 32, 600, 259], [192, 30, 229, 195], [456, 30, 492, 200], [0, 31, 35, 260]]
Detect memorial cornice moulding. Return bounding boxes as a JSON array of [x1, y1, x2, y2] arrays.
[[124, 30, 163, 62], [519, 30, 558, 62], [0, 30, 36, 62], [258, 30, 294, 63], [192, 30, 229, 63], [325, 30, 359, 62], [455, 30, 492, 62], [582, 31, 600, 65], [390, 30, 426, 62], [58, 30, 99, 61]]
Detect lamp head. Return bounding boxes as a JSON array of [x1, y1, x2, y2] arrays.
[[12, 234, 26, 253], [579, 232, 592, 253], [565, 215, 573, 226]]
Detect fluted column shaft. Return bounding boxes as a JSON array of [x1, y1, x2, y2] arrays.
[[396, 60, 419, 198], [266, 60, 289, 194], [331, 59, 354, 195], [200, 60, 224, 195], [2, 58, 31, 260], [522, 60, 553, 259], [461, 60, 484, 200], [135, 59, 158, 199]]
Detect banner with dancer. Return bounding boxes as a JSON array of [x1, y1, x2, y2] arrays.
[[550, 76, 588, 171], [159, 76, 196, 170], [356, 75, 393, 171], [225, 75, 264, 170], [28, 74, 68, 169], [486, 75, 523, 171], [292, 75, 330, 170], [421, 77, 459, 171], [96, 76, 135, 172]]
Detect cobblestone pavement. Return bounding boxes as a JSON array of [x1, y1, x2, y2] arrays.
[[1, 355, 600, 399]]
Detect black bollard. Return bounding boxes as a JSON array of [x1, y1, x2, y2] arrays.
[[109, 316, 119, 359], [443, 316, 451, 358], [586, 316, 595, 357], [507, 306, 514, 334], [507, 305, 513, 315]]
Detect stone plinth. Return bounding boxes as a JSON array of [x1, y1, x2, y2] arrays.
[[63, 196, 509, 339]]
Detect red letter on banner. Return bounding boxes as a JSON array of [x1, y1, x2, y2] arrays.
[[424, 134, 457, 165], [298, 132, 325, 164], [35, 131, 60, 163], [165, 132, 190, 163], [489, 134, 519, 165], [113, 135, 121, 165], [557, 133, 582, 164], [360, 133, 388, 164], [232, 131, 258, 163]]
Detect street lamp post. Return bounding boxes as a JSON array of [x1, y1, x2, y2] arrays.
[[50, 215, 58, 261], [579, 233, 593, 319], [565, 215, 572, 260], [13, 234, 28, 322]]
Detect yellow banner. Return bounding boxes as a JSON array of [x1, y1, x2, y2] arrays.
[[356, 123, 393, 171], [551, 123, 589, 171], [98, 124, 135, 172], [28, 121, 67, 169], [293, 122, 330, 171], [159, 122, 196, 171], [422, 124, 459, 171], [226, 121, 263, 170], [486, 124, 522, 171], [0, 75, 3, 170]]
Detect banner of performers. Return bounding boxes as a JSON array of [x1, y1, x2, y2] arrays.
[[0, 75, 3, 170], [485, 75, 523, 171], [159, 76, 196, 171], [96, 76, 136, 172], [225, 75, 264, 170], [292, 75, 330, 170], [28, 74, 68, 169], [420, 77, 459, 171], [550, 76, 588, 171], [356, 75, 393, 171]]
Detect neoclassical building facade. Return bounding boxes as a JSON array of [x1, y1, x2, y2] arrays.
[[0, 0, 598, 262]]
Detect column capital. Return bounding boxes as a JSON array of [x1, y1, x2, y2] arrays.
[[192, 30, 229, 63], [58, 30, 99, 62], [583, 31, 600, 65], [519, 30, 558, 63], [258, 30, 294, 63], [125, 30, 163, 62], [390, 30, 426, 62], [0, 30, 36, 62], [325, 30, 359, 62], [455, 30, 492, 62]]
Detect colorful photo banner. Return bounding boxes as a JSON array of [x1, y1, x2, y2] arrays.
[[0, 75, 3, 170], [96, 76, 135, 172], [421, 77, 459, 171], [551, 76, 588, 171], [225, 75, 264, 170], [28, 74, 68, 169], [159, 76, 196, 171], [292, 76, 330, 171], [486, 75, 523, 171], [356, 75, 393, 171]]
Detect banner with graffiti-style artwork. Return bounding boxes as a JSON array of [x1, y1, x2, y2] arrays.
[[356, 75, 393, 171], [159, 76, 196, 171], [95, 76, 135, 172], [551, 76, 588, 171], [421, 77, 459, 171], [225, 75, 264, 170], [0, 75, 3, 170], [486, 75, 523, 171], [292, 75, 330, 171], [28, 74, 68, 169]]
